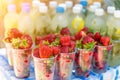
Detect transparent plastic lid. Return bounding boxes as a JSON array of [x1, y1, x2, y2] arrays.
[[58, 3, 66, 11], [93, 2, 101, 8], [56, 6, 64, 13], [39, 5, 48, 13], [114, 10, 120, 18], [72, 6, 81, 13], [65, 1, 73, 8], [74, 4, 83, 10], [95, 8, 104, 16], [49, 1, 57, 8], [107, 6, 115, 14], [8, 4, 16, 12], [22, 3, 30, 13], [32, 0, 40, 7]]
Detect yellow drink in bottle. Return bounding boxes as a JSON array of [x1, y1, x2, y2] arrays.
[[4, 4, 18, 37], [71, 6, 84, 33]]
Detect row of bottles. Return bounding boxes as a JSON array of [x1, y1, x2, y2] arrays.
[[4, 0, 120, 41]]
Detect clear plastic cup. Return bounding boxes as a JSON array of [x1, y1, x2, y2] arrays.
[[4, 42, 13, 68], [33, 53, 55, 80], [12, 48, 32, 78], [92, 44, 113, 73], [75, 49, 93, 77], [55, 52, 75, 80]]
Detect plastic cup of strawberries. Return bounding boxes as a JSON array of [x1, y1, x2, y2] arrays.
[[12, 48, 32, 78], [4, 42, 13, 68], [55, 52, 75, 80], [75, 49, 93, 77], [92, 35, 113, 73]]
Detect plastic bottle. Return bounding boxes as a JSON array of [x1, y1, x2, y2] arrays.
[[109, 11, 120, 67], [106, 6, 115, 37], [4, 4, 18, 37], [110, 10, 120, 40], [30, 0, 40, 23], [85, 5, 98, 28], [49, 1, 57, 19], [50, 6, 68, 32], [71, 6, 84, 34], [74, 4, 85, 19], [65, 1, 73, 27], [36, 5, 51, 35], [18, 3, 35, 40], [80, 0, 88, 16], [91, 8, 107, 35]]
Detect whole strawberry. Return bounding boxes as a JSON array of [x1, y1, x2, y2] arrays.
[[81, 27, 89, 33], [60, 35, 71, 46], [52, 46, 60, 56], [82, 36, 94, 44], [94, 32, 101, 42], [39, 44, 53, 58], [20, 34, 33, 49], [60, 46, 69, 53], [75, 31, 86, 40], [35, 36, 42, 45], [42, 34, 56, 43], [34, 48, 40, 58], [60, 27, 70, 35], [100, 36, 110, 46], [8, 28, 23, 38]]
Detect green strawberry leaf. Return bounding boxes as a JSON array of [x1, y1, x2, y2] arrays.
[[51, 37, 60, 46], [12, 38, 21, 49], [76, 39, 82, 49], [83, 42, 96, 51]]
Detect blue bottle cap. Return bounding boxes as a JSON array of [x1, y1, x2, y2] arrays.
[[56, 6, 64, 13], [80, 0, 88, 7]]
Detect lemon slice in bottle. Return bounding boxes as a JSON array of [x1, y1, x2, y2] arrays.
[[72, 17, 84, 32]]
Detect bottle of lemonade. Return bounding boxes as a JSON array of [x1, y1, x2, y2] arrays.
[[71, 6, 84, 34], [50, 6, 68, 32], [36, 5, 51, 35], [49, 1, 57, 19], [74, 4, 85, 19], [4, 4, 18, 37], [109, 10, 120, 67], [85, 5, 98, 28], [30, 0, 40, 23], [18, 3, 35, 40], [106, 6, 115, 37], [91, 8, 107, 35], [65, 1, 73, 27]]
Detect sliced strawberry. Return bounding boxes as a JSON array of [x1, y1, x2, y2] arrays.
[[42, 34, 56, 43], [53, 46, 60, 56], [100, 36, 110, 46], [34, 48, 40, 58], [81, 27, 89, 33], [60, 27, 70, 35], [60, 35, 71, 46], [39, 44, 53, 58], [75, 31, 86, 40]]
